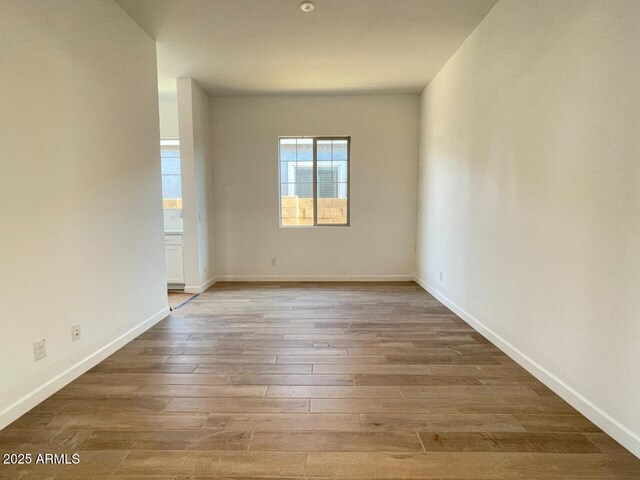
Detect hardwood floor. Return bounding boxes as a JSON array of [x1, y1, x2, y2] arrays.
[[167, 291, 197, 310], [1, 282, 638, 478]]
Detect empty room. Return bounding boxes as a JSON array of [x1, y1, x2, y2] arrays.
[[1, 0, 639, 478]]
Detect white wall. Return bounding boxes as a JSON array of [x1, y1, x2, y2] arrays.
[[0, 0, 168, 428], [210, 94, 419, 280], [177, 78, 215, 292], [416, 0, 640, 457], [158, 93, 179, 139]]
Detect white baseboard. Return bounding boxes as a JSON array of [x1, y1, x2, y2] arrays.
[[215, 275, 415, 282], [184, 277, 216, 294], [0, 306, 170, 430], [414, 276, 640, 459]]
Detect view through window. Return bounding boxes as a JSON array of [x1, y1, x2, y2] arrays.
[[160, 139, 182, 209], [160, 139, 183, 232], [279, 137, 350, 226]]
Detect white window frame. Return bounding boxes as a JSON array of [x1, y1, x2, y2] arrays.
[[278, 136, 351, 228]]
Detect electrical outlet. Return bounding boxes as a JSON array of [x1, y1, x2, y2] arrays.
[[71, 324, 81, 342], [439, 271, 444, 282], [270, 258, 277, 267], [33, 339, 46, 361]]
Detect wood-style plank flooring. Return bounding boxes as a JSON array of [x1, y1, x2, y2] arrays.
[[1, 282, 639, 478], [167, 291, 197, 310]]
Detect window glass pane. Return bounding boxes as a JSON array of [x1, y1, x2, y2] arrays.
[[281, 139, 313, 226], [317, 166, 333, 181], [280, 181, 314, 226], [280, 199, 313, 226], [332, 160, 348, 182], [332, 140, 348, 161], [161, 142, 182, 212], [317, 181, 337, 198], [297, 138, 313, 161], [317, 140, 331, 160], [317, 182, 347, 225], [280, 161, 293, 184], [317, 160, 331, 177], [162, 175, 182, 199], [161, 147, 180, 158], [161, 156, 180, 175], [292, 164, 313, 184], [279, 139, 297, 161], [295, 182, 314, 199], [337, 182, 348, 198]]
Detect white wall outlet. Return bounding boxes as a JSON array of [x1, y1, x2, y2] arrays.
[[71, 324, 81, 342], [270, 258, 277, 267], [439, 271, 444, 282], [33, 339, 46, 361]]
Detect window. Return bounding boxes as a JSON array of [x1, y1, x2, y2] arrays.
[[279, 137, 350, 227], [160, 139, 182, 209]]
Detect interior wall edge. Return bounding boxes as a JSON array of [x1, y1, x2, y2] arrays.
[[414, 276, 640, 460], [0, 307, 170, 431], [184, 277, 217, 294]]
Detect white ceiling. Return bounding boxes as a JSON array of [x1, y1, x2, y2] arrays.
[[116, 0, 497, 96]]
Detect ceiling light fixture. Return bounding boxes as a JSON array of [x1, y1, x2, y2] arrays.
[[300, 1, 315, 13]]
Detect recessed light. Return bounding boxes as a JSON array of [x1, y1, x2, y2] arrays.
[[300, 1, 315, 13]]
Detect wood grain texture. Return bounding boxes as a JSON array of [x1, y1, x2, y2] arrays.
[[0, 282, 638, 478]]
